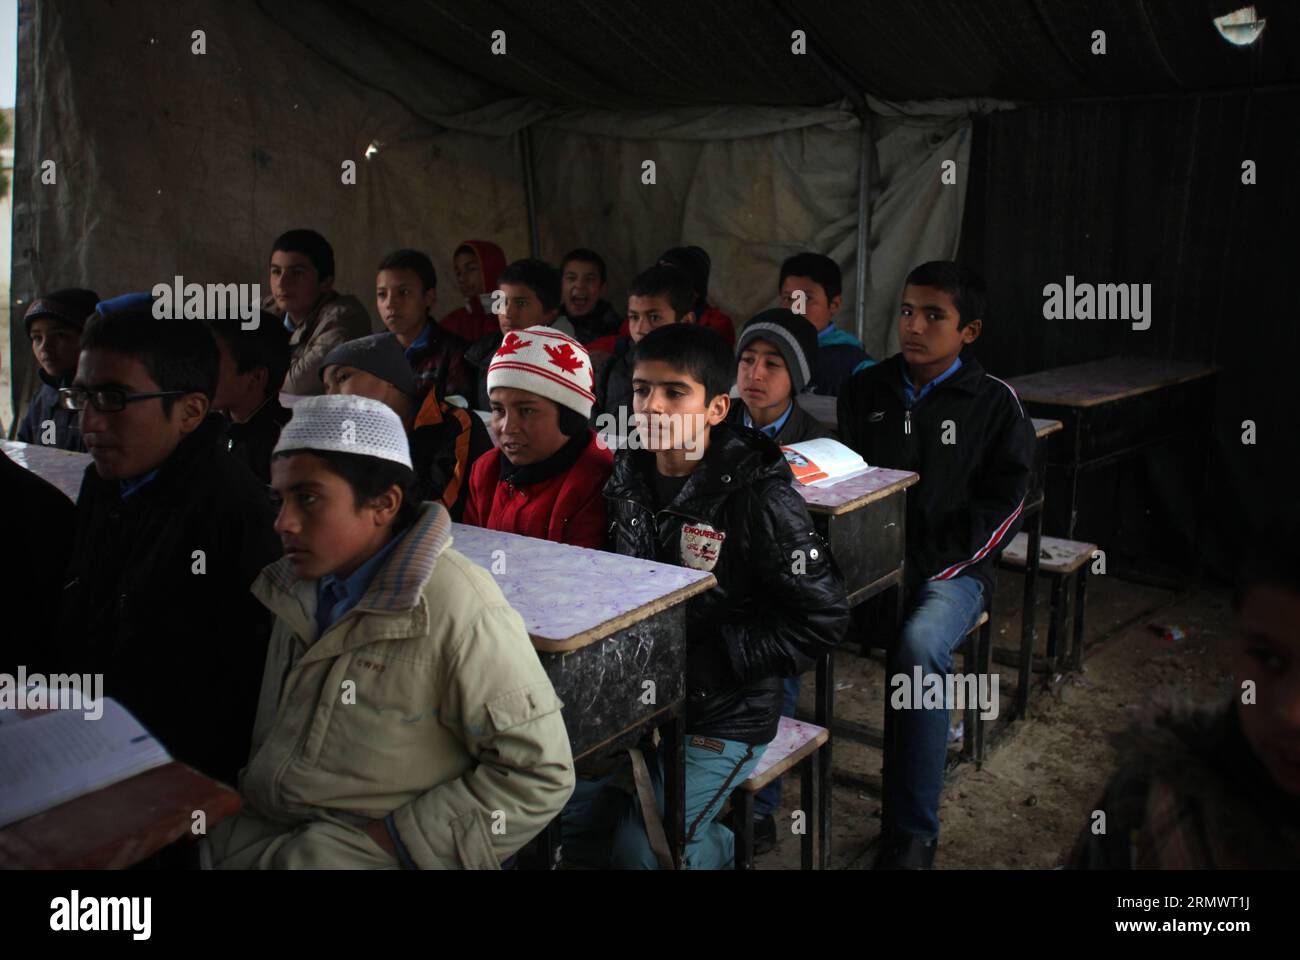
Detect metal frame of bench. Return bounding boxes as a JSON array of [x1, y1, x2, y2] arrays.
[[731, 652, 834, 870]]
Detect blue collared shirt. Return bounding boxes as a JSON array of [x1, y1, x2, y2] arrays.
[[404, 322, 432, 361], [744, 400, 794, 439], [902, 356, 963, 409], [315, 529, 408, 635], [283, 313, 297, 334], [119, 469, 161, 500]]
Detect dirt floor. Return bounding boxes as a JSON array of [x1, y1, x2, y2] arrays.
[[758, 570, 1235, 869]]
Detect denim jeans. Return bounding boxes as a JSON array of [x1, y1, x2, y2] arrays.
[[561, 735, 766, 869], [752, 675, 801, 817], [884, 576, 985, 841]]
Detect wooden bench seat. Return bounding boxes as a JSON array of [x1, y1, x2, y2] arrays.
[[739, 716, 829, 793], [1000, 532, 1096, 575]]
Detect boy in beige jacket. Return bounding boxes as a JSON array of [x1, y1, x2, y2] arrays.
[[209, 394, 574, 868]]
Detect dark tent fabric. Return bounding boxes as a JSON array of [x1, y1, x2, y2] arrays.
[[314, 0, 1299, 108], [960, 85, 1300, 572], [9, 0, 1298, 575]]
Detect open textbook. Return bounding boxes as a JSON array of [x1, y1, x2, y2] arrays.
[[0, 697, 171, 828], [781, 438, 876, 488]]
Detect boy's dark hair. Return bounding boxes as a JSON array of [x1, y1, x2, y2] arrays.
[[1233, 530, 1300, 610], [453, 243, 476, 260], [81, 308, 218, 415], [499, 258, 562, 313], [634, 323, 733, 402], [561, 248, 607, 284], [378, 249, 437, 292], [271, 228, 335, 281], [779, 252, 842, 302], [206, 313, 291, 399], [278, 448, 422, 534], [627, 264, 695, 320], [904, 261, 986, 329]]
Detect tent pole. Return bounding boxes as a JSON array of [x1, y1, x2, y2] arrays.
[[853, 108, 873, 346], [521, 126, 540, 259]]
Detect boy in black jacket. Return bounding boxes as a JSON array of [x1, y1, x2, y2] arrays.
[[208, 311, 293, 485], [837, 261, 1034, 869], [56, 294, 282, 786], [563, 324, 850, 869]]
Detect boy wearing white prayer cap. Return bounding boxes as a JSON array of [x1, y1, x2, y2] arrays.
[[208, 394, 574, 869]]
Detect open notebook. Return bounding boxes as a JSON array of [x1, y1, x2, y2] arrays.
[[781, 438, 875, 488], [0, 698, 171, 828]]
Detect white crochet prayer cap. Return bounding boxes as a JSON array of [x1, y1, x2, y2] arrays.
[[272, 394, 412, 469], [486, 326, 596, 419]]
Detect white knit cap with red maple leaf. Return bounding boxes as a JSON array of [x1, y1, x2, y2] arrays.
[[486, 326, 596, 419]]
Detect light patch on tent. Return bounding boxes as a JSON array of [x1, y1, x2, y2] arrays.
[[1213, 6, 1265, 46], [365, 141, 381, 161]]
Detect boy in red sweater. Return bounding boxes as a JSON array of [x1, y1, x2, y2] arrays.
[[462, 327, 612, 548]]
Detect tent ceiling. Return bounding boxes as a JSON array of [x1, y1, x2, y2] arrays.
[[339, 0, 1298, 108]]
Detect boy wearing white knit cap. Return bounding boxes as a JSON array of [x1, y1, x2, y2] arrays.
[[462, 327, 613, 549], [207, 394, 574, 869]]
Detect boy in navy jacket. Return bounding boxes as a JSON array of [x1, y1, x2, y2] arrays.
[[838, 261, 1034, 869]]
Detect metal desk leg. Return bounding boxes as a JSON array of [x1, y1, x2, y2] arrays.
[[661, 711, 686, 869], [800, 754, 816, 870], [1072, 571, 1088, 672], [815, 652, 834, 870], [1016, 507, 1044, 718], [733, 788, 754, 870], [1047, 573, 1066, 672]]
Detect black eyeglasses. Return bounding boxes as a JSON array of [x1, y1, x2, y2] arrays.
[[58, 387, 188, 413]]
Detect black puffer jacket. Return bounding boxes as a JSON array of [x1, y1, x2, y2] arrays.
[[604, 422, 849, 745], [55, 414, 282, 784]]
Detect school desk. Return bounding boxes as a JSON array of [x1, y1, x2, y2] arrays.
[[1007, 357, 1218, 586], [0, 762, 241, 869], [2, 440, 90, 501], [449, 523, 716, 868]]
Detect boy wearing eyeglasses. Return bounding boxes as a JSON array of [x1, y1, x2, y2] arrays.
[[55, 293, 282, 786]]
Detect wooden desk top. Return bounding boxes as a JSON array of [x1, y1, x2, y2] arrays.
[[1008, 357, 1218, 409], [2, 440, 90, 502], [1032, 418, 1063, 439], [799, 467, 918, 516], [0, 762, 240, 869], [450, 524, 715, 654]]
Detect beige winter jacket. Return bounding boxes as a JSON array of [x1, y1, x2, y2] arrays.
[[272, 290, 374, 396], [208, 502, 575, 869]]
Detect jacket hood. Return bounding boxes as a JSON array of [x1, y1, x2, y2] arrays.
[[255, 501, 455, 643], [605, 420, 791, 506], [463, 240, 507, 297]]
